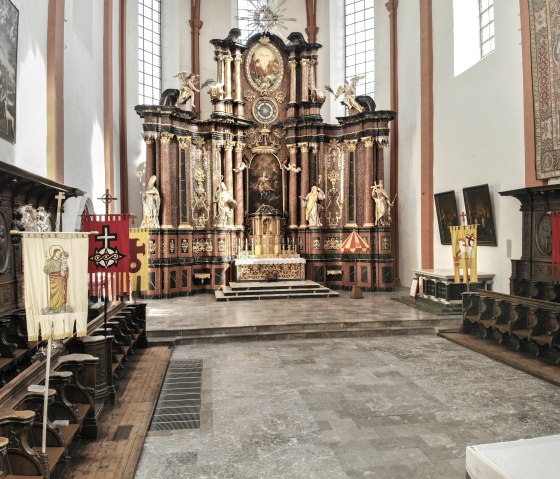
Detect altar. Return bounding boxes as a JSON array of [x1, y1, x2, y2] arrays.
[[411, 269, 494, 305], [235, 257, 306, 281]]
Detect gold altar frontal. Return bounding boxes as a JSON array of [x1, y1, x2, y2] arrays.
[[235, 257, 306, 281]]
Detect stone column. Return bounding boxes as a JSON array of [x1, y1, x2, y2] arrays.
[[234, 141, 245, 228], [233, 50, 244, 117], [224, 140, 234, 194], [178, 136, 193, 229], [288, 145, 299, 229], [300, 58, 309, 102], [345, 139, 358, 228], [362, 137, 375, 226], [216, 51, 225, 99], [159, 132, 175, 228], [299, 142, 310, 228], [224, 53, 233, 101], [288, 57, 297, 104]]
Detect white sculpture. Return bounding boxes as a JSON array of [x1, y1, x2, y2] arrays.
[[300, 185, 326, 228], [174, 72, 200, 110], [372, 180, 397, 226], [141, 175, 161, 228], [36, 207, 53, 232], [214, 182, 237, 228], [326, 76, 365, 113]]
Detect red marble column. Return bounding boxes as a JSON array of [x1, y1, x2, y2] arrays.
[[224, 140, 234, 195], [288, 57, 297, 116], [234, 142, 244, 228], [299, 142, 310, 228], [178, 136, 193, 229], [362, 137, 375, 226], [288, 145, 298, 228], [159, 132, 174, 228], [143, 133, 155, 182], [233, 50, 244, 117]]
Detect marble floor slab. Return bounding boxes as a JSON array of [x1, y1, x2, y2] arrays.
[[134, 335, 560, 479]]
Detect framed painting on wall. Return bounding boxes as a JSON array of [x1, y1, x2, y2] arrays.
[[463, 184, 497, 246], [0, 0, 18, 144], [434, 191, 459, 245]]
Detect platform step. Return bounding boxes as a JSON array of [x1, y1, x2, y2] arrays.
[[216, 280, 340, 301], [216, 289, 339, 301], [148, 325, 439, 345]]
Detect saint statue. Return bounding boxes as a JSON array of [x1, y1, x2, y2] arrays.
[[214, 182, 237, 228], [44, 245, 69, 314], [300, 185, 326, 228], [36, 206, 53, 232], [141, 175, 161, 228], [372, 180, 397, 226], [174, 72, 200, 110]]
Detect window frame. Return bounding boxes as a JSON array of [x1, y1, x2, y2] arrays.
[[138, 0, 162, 105]]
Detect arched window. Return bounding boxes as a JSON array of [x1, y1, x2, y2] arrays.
[[345, 0, 374, 97], [138, 0, 162, 105]]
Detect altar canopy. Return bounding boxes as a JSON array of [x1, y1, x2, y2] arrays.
[[339, 230, 370, 254], [22, 232, 89, 340], [83, 214, 130, 298]]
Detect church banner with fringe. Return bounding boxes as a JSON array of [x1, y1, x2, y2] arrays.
[[450, 225, 478, 284], [22, 232, 89, 341], [127, 228, 149, 293], [83, 214, 130, 298]]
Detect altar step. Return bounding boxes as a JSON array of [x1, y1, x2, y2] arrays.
[[148, 317, 461, 346], [215, 280, 340, 302]]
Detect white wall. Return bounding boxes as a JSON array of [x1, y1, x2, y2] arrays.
[[396, 0, 422, 288], [430, 0, 524, 293], [0, 0, 49, 177]]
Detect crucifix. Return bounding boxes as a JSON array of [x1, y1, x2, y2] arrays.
[[55, 192, 65, 232], [460, 211, 467, 226], [97, 189, 118, 215]]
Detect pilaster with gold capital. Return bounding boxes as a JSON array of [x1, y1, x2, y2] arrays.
[[288, 144, 299, 228], [344, 139, 358, 227], [233, 50, 243, 102], [288, 58, 297, 105], [234, 141, 245, 228], [143, 133, 156, 182], [224, 140, 234, 194], [224, 53, 233, 100], [299, 142, 310, 228], [159, 132, 177, 228], [300, 58, 310, 102], [177, 136, 193, 229], [362, 136, 375, 226]]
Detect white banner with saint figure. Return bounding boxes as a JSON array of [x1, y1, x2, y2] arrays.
[[22, 232, 89, 341]]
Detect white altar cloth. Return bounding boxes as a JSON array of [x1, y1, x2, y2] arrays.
[[466, 434, 560, 479]]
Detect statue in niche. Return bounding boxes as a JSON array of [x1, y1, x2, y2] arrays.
[[300, 185, 326, 228], [214, 182, 237, 228], [326, 75, 365, 113], [372, 180, 397, 226], [17, 205, 38, 231], [141, 175, 161, 228]]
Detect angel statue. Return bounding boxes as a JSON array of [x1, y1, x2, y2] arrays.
[[325, 75, 365, 113], [174, 72, 216, 110], [141, 175, 161, 228], [214, 182, 237, 228], [300, 185, 326, 228]]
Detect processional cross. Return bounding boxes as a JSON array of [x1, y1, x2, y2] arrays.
[[460, 211, 467, 226], [55, 192, 65, 232], [98, 189, 118, 215]]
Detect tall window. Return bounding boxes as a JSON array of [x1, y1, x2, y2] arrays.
[[479, 0, 495, 57], [237, 0, 256, 43], [345, 0, 374, 97], [138, 0, 162, 105]]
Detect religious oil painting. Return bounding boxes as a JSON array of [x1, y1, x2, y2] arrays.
[[434, 191, 459, 245], [245, 39, 283, 92], [0, 0, 18, 143], [248, 153, 283, 214], [463, 184, 497, 246]]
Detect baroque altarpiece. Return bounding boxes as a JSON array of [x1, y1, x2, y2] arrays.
[[136, 30, 396, 297]]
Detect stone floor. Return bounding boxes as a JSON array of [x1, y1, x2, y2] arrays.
[[134, 291, 560, 479]]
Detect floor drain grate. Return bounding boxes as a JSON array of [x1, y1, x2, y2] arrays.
[[150, 359, 203, 431]]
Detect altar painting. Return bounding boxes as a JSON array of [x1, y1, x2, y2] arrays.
[[245, 40, 283, 92], [248, 153, 283, 214]]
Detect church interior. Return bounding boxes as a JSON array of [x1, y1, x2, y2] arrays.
[[0, 0, 558, 478]]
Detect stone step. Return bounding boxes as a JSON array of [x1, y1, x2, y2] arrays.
[[148, 325, 440, 346], [215, 289, 339, 301], [228, 280, 324, 291], [148, 318, 446, 339], [220, 285, 337, 296]]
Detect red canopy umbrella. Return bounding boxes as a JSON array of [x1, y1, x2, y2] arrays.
[[339, 230, 370, 298]]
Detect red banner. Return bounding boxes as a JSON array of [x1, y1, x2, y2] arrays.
[[83, 214, 130, 297]]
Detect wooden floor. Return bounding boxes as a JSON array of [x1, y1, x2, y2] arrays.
[[57, 346, 172, 479], [440, 331, 560, 387]]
